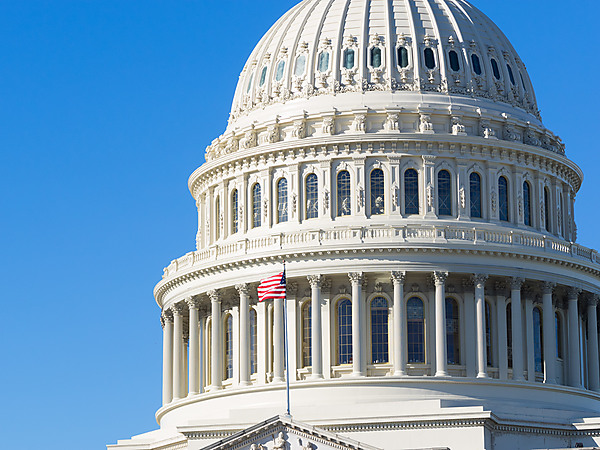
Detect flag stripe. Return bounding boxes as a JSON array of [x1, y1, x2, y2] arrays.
[[258, 271, 286, 302]]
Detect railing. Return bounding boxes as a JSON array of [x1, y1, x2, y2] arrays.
[[162, 224, 600, 279]]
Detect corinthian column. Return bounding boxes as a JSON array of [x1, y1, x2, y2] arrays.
[[308, 275, 323, 379], [433, 272, 449, 377], [542, 282, 556, 384], [511, 278, 525, 381], [236, 284, 251, 386], [171, 303, 185, 399], [161, 310, 174, 405], [587, 295, 600, 392], [391, 271, 406, 376], [186, 298, 200, 395], [473, 274, 488, 378], [209, 290, 222, 391], [273, 284, 285, 383], [349, 272, 364, 377], [568, 287, 582, 388]]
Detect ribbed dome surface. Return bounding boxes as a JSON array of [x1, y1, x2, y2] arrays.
[[228, 0, 538, 132]]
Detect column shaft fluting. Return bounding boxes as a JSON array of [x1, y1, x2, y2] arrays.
[[187, 299, 200, 395], [308, 275, 323, 379], [474, 274, 488, 378], [434, 272, 448, 377], [237, 284, 251, 386], [161, 312, 174, 405], [568, 288, 582, 388], [209, 290, 222, 390], [542, 283, 556, 384], [172, 305, 184, 399], [511, 278, 525, 381], [391, 272, 406, 376], [349, 273, 364, 376], [587, 297, 599, 391]]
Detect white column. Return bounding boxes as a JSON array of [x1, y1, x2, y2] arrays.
[[587, 295, 600, 392], [568, 288, 582, 388], [542, 282, 556, 384], [349, 272, 365, 376], [496, 286, 509, 381], [186, 298, 200, 395], [161, 311, 174, 405], [391, 271, 406, 376], [510, 278, 525, 381], [525, 297, 535, 382], [257, 300, 267, 384], [434, 271, 448, 377], [209, 290, 222, 391], [308, 275, 323, 379], [463, 284, 476, 378], [236, 284, 251, 386], [273, 292, 285, 383], [172, 304, 184, 399], [473, 274, 488, 378]]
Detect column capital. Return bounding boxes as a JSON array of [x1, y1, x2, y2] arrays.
[[471, 273, 488, 287], [160, 309, 174, 328], [235, 283, 250, 296], [510, 277, 524, 290], [208, 289, 221, 303], [185, 297, 201, 310], [348, 272, 364, 285], [568, 287, 582, 301], [308, 274, 322, 288], [433, 271, 448, 286], [170, 303, 185, 317], [586, 293, 599, 308], [390, 271, 406, 284], [542, 281, 556, 295]]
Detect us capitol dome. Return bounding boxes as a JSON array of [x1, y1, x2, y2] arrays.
[[109, 1, 600, 449]]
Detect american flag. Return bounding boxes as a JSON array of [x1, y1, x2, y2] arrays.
[[257, 271, 286, 302]]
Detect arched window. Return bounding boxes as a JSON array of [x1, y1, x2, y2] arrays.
[[523, 181, 532, 226], [275, 60, 285, 81], [301, 302, 311, 368], [277, 178, 288, 223], [232, 189, 239, 234], [224, 315, 233, 379], [404, 169, 419, 215], [506, 63, 516, 85], [485, 301, 493, 366], [424, 48, 436, 69], [506, 303, 512, 368], [215, 196, 221, 240], [250, 309, 257, 374], [470, 172, 482, 218], [437, 170, 452, 216], [370, 169, 385, 215], [498, 176, 509, 222], [318, 51, 330, 72], [555, 312, 563, 359], [407, 297, 425, 363], [337, 299, 353, 365], [398, 46, 409, 68], [337, 170, 351, 217], [294, 55, 306, 77], [533, 307, 543, 373], [206, 319, 212, 386], [559, 193, 564, 236], [370, 47, 382, 68], [490, 58, 501, 80], [446, 298, 460, 365], [246, 73, 254, 94], [371, 297, 389, 364], [471, 53, 482, 75], [448, 50, 460, 72], [343, 48, 355, 69], [259, 66, 268, 87], [544, 187, 551, 232], [305, 174, 318, 219], [252, 183, 261, 228]]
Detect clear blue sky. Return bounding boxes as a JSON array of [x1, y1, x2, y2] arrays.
[[0, 1, 598, 449]]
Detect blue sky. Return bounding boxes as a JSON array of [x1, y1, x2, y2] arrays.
[[0, 1, 598, 449]]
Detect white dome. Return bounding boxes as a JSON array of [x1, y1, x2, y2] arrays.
[[228, 0, 539, 133]]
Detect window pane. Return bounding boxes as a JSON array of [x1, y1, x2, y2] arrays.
[[470, 173, 482, 218], [407, 297, 425, 363], [232, 190, 239, 233], [446, 298, 460, 365], [250, 309, 257, 374], [498, 176, 509, 222], [491, 58, 501, 80], [449, 50, 460, 72], [318, 51, 330, 72], [337, 170, 351, 216], [275, 60, 285, 81], [471, 54, 482, 75], [507, 64, 516, 85], [338, 299, 353, 365], [246, 73, 254, 93], [424, 48, 436, 69], [437, 170, 452, 216], [404, 169, 419, 215], [485, 302, 492, 366], [555, 312, 563, 359], [533, 308, 543, 373], [370, 169, 385, 215], [259, 66, 268, 87], [295, 55, 306, 76], [506, 303, 512, 368], [225, 315, 233, 379], [302, 302, 311, 368], [252, 183, 262, 228], [523, 182, 532, 226], [398, 47, 409, 68], [343, 48, 355, 69], [215, 197, 221, 240], [371, 47, 382, 68], [305, 174, 318, 219], [371, 297, 389, 364], [544, 188, 551, 232], [520, 72, 527, 91], [277, 178, 288, 223]]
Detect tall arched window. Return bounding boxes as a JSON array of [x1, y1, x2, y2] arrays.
[[523, 181, 532, 226], [231, 190, 239, 234], [337, 299, 352, 365], [252, 183, 261, 228], [215, 196, 221, 240], [301, 302, 311, 368], [446, 298, 460, 365], [277, 178, 288, 223], [250, 309, 257, 374], [533, 307, 543, 373], [506, 303, 512, 368], [470, 172, 482, 218], [404, 169, 419, 215], [559, 193, 564, 236], [437, 170, 452, 216], [305, 174, 318, 219], [544, 187, 551, 232], [224, 315, 233, 379], [485, 301, 493, 366], [370, 169, 385, 215], [407, 297, 425, 363], [498, 176, 509, 222], [337, 170, 351, 217], [371, 297, 389, 364], [206, 319, 212, 386], [555, 312, 563, 359]]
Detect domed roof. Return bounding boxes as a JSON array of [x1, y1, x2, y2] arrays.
[[227, 0, 539, 133]]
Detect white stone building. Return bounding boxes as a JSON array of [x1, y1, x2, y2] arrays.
[[108, 1, 600, 449]]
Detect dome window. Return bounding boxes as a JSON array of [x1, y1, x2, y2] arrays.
[[520, 72, 527, 92], [471, 54, 482, 75], [490, 58, 501, 80], [343, 48, 355, 69], [506, 63, 516, 85], [424, 48, 436, 69], [337, 170, 351, 217], [397, 47, 409, 68], [259, 66, 268, 87], [246, 73, 254, 93], [318, 51, 330, 72], [294, 55, 306, 77], [275, 60, 285, 81], [370, 47, 382, 68], [448, 50, 460, 72]]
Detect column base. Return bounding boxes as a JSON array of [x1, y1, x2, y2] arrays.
[[393, 371, 407, 377], [435, 371, 449, 377], [476, 373, 488, 379], [273, 376, 285, 383], [207, 385, 222, 392], [309, 373, 324, 380], [351, 372, 366, 377], [238, 381, 252, 387], [186, 391, 200, 398]]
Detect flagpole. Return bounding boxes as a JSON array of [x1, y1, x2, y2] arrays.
[[283, 260, 291, 417]]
